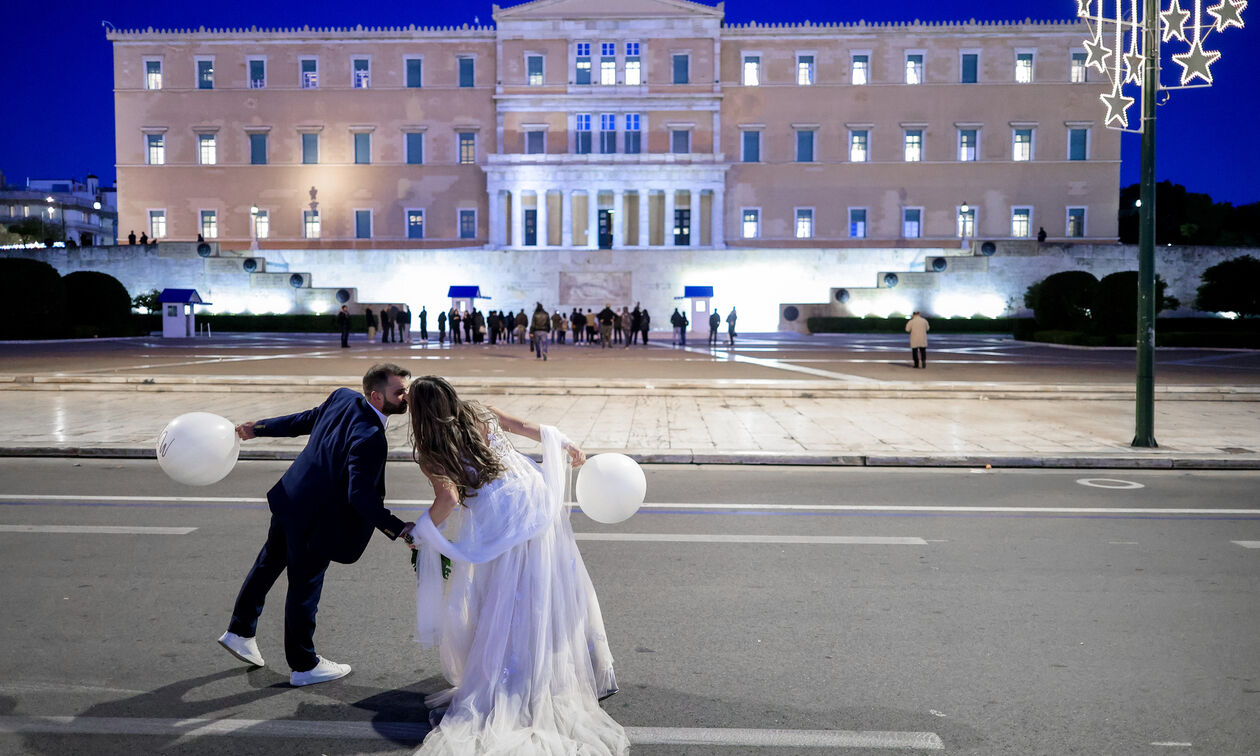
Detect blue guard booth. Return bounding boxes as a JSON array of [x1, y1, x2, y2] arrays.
[[674, 285, 714, 338], [447, 285, 491, 316], [158, 288, 210, 338]]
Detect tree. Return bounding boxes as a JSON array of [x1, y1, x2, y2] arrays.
[[6, 218, 65, 245], [1025, 270, 1099, 330], [1093, 271, 1178, 335], [1118, 182, 1260, 246], [132, 288, 161, 314], [0, 258, 67, 339], [1195, 255, 1260, 317], [62, 271, 134, 336]]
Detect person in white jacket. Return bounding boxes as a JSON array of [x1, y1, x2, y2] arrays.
[[906, 311, 930, 368]]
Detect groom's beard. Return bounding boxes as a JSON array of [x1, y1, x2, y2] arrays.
[[381, 397, 408, 415]]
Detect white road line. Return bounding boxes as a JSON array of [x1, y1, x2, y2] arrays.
[[1231, 540, 1260, 548], [0, 716, 943, 749], [4, 494, 1260, 516], [577, 533, 927, 545], [0, 525, 196, 535]]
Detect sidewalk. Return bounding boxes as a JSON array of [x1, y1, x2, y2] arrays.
[[1, 333, 1258, 468]]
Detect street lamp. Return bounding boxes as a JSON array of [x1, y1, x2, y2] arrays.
[[249, 204, 259, 251], [45, 195, 66, 242], [959, 201, 971, 251]]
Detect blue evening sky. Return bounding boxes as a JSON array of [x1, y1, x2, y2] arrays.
[[4, 0, 1256, 204]]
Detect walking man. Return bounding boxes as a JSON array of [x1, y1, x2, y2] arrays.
[[906, 310, 930, 368], [337, 305, 351, 348]]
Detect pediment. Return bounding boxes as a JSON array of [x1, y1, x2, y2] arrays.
[[494, 0, 723, 21]]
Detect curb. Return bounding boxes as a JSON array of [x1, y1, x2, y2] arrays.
[[4, 446, 1258, 470]]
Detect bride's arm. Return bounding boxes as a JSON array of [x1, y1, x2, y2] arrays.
[[425, 472, 460, 526], [487, 406, 586, 468]]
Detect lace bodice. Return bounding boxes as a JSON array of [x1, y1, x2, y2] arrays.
[[481, 416, 538, 485]]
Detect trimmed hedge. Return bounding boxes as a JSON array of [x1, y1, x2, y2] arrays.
[[197, 313, 352, 332], [63, 271, 133, 337], [0, 258, 67, 339], [807, 316, 1025, 334], [1022, 319, 1259, 348]]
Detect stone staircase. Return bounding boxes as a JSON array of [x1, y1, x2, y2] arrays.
[[201, 245, 364, 314]]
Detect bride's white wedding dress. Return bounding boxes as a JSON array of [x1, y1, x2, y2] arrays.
[[411, 421, 628, 755]]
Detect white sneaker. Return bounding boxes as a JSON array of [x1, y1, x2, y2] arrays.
[[217, 631, 265, 667], [290, 656, 351, 687]]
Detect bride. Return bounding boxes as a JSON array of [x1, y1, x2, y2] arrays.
[[404, 375, 629, 755]]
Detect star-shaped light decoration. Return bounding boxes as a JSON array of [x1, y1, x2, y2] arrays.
[[1076, 0, 1093, 17], [1207, 0, 1247, 31], [1100, 83, 1136, 128], [1162, 0, 1191, 41], [1083, 31, 1112, 74], [1124, 48, 1145, 84], [1172, 37, 1223, 84]]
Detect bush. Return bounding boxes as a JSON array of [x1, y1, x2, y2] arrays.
[[62, 271, 134, 337], [1093, 271, 1177, 336], [197, 313, 346, 332], [1195, 254, 1260, 317], [806, 316, 1025, 334], [1025, 270, 1099, 330], [0, 258, 67, 339]]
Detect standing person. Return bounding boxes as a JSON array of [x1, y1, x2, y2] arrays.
[[381, 306, 395, 344], [906, 310, 930, 368], [404, 376, 626, 753], [640, 308, 651, 344], [551, 309, 564, 345], [399, 305, 412, 343], [364, 307, 378, 344], [514, 309, 528, 346], [558, 312, 570, 344], [139, 232, 149, 245], [670, 308, 689, 346], [337, 305, 352, 348], [585, 309, 597, 345], [464, 309, 475, 345], [450, 309, 462, 345], [726, 306, 738, 347], [437, 309, 447, 345], [487, 310, 501, 345], [597, 304, 616, 349], [612, 307, 624, 345], [219, 364, 414, 686], [708, 309, 720, 346], [127, 230, 137, 245], [473, 308, 486, 344], [418, 306, 428, 343], [628, 305, 641, 346], [530, 302, 551, 360], [571, 308, 585, 345]]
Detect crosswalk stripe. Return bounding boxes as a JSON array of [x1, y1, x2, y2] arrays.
[[576, 533, 926, 545], [0, 525, 196, 535], [1231, 540, 1260, 548]]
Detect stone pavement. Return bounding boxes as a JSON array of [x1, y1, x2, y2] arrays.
[[1, 332, 1258, 468]]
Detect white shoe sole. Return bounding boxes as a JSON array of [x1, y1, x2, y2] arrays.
[[290, 667, 351, 687], [218, 637, 264, 667]]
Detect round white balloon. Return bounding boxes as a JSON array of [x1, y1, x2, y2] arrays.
[[156, 412, 241, 486], [575, 453, 646, 524]]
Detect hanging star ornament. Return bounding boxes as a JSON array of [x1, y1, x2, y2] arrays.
[[1100, 83, 1136, 128], [1124, 49, 1145, 83], [1207, 0, 1247, 31], [1083, 31, 1112, 74], [1161, 0, 1192, 41], [1076, 0, 1092, 17], [1172, 37, 1223, 84]]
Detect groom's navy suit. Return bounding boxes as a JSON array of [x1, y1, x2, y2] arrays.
[[228, 388, 406, 671]]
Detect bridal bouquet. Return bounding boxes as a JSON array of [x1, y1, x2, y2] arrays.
[[405, 534, 451, 579]]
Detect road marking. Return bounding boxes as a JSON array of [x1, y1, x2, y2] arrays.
[[1150, 743, 1193, 748], [0, 716, 943, 749], [1076, 478, 1145, 490], [1231, 540, 1260, 548], [4, 494, 1260, 517], [0, 525, 196, 535], [577, 533, 927, 545]]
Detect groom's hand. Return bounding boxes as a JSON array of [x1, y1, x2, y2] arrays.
[[235, 421, 257, 440], [400, 522, 416, 548]]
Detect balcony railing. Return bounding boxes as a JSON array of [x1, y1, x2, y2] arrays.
[[248, 79, 266, 89], [302, 72, 318, 89]]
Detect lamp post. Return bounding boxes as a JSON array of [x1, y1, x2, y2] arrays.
[[959, 201, 971, 251], [249, 204, 260, 252], [45, 195, 66, 242]]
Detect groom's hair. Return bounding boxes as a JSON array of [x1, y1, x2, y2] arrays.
[[362, 363, 411, 397]]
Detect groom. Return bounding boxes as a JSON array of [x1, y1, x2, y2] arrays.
[[218, 363, 415, 686]]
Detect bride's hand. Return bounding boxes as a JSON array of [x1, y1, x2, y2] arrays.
[[564, 442, 586, 468]]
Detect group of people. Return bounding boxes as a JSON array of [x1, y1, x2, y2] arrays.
[[363, 305, 422, 344], [220, 365, 627, 753], [433, 303, 657, 353]]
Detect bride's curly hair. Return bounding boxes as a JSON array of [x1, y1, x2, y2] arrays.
[[407, 375, 504, 501]]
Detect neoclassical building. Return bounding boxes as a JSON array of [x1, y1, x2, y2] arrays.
[[108, 0, 1117, 252]]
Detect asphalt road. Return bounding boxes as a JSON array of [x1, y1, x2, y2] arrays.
[[1, 459, 1258, 754]]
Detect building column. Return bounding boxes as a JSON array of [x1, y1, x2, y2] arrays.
[[612, 190, 625, 249], [587, 188, 598, 249], [537, 187, 549, 247], [510, 189, 524, 250], [664, 187, 676, 247], [561, 188, 573, 247], [638, 191, 651, 247], [487, 186, 503, 247], [711, 186, 725, 249], [691, 187, 702, 246]]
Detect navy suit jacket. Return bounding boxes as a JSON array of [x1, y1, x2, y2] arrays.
[[253, 388, 405, 564]]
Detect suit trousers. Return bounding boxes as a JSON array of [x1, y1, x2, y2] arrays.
[[912, 347, 927, 367], [228, 515, 332, 672]]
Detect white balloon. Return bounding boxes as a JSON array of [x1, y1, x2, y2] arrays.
[[575, 453, 646, 524], [156, 412, 240, 486]]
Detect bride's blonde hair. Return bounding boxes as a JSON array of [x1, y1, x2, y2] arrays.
[[406, 375, 504, 501]]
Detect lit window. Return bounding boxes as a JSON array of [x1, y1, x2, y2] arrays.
[[741, 209, 760, 239], [149, 209, 166, 238], [146, 134, 165, 165], [353, 58, 370, 88], [1015, 52, 1034, 83], [1067, 207, 1086, 237], [742, 130, 760, 162], [304, 210, 320, 239], [960, 52, 978, 83], [1011, 208, 1031, 238], [904, 129, 923, 162], [849, 130, 868, 162], [576, 42, 591, 85], [796, 130, 815, 162], [1070, 52, 1088, 83], [302, 133, 319, 164], [526, 130, 545, 154], [672, 54, 689, 84], [671, 129, 690, 154], [458, 132, 476, 164], [575, 114, 592, 154], [601, 43, 616, 85], [795, 208, 814, 239], [905, 53, 924, 85], [248, 59, 265, 89], [624, 113, 641, 153], [1013, 129, 1033, 161], [197, 59, 214, 89], [254, 209, 269, 239], [355, 210, 372, 239], [852, 54, 869, 85], [600, 113, 617, 154], [458, 57, 474, 88], [743, 55, 760, 86], [527, 55, 544, 85], [797, 55, 815, 85], [957, 207, 975, 238], [625, 42, 641, 85], [145, 60, 162, 90], [198, 134, 216, 165], [407, 210, 424, 240], [849, 208, 867, 238], [301, 58, 318, 89], [959, 129, 977, 162], [200, 210, 218, 239], [459, 209, 476, 239], [903, 208, 921, 238], [1069, 128, 1088, 160]]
